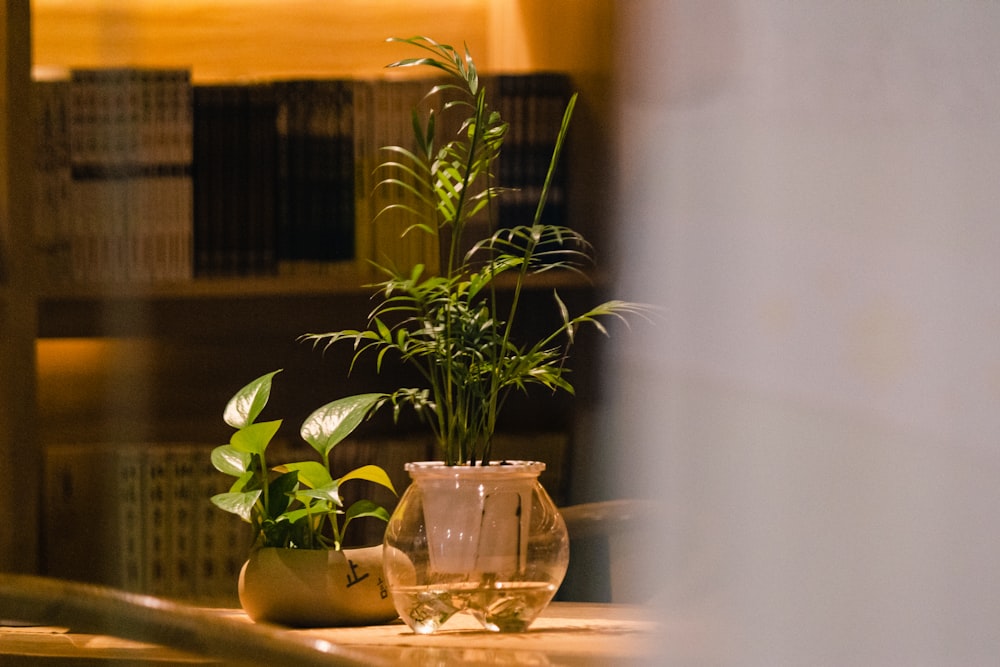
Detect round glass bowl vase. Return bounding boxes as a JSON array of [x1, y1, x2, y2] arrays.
[[383, 461, 569, 634]]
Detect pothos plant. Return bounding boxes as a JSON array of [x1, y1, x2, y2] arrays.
[[302, 36, 644, 467], [210, 369, 397, 550]]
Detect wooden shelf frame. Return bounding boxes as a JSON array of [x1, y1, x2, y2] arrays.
[[37, 268, 599, 339], [1, 0, 41, 573]]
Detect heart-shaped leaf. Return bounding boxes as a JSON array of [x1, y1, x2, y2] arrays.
[[223, 370, 281, 429], [211, 444, 251, 476], [277, 461, 333, 490], [340, 464, 398, 496], [265, 470, 300, 518], [297, 481, 343, 507], [345, 498, 391, 523], [210, 490, 261, 522], [300, 394, 387, 458], [230, 419, 282, 456]]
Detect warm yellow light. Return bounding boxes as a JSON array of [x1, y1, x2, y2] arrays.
[[32, 0, 494, 82], [36, 338, 109, 378], [36, 338, 159, 432], [37, 337, 158, 377]]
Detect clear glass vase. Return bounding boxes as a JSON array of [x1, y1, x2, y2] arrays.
[[383, 461, 570, 634]]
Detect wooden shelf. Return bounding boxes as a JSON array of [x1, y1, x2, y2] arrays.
[[36, 264, 595, 301], [37, 265, 369, 302], [36, 268, 598, 339]]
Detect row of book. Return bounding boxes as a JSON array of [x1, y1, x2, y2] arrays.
[[32, 68, 194, 283], [31, 67, 573, 284], [42, 437, 430, 601], [44, 442, 247, 602], [41, 432, 568, 601]]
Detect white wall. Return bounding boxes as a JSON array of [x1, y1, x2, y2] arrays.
[[600, 2, 1000, 664]]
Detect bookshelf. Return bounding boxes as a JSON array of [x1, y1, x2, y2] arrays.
[[12, 0, 616, 587]]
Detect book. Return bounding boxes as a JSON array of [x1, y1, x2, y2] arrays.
[[34, 69, 574, 282], [354, 76, 447, 276], [142, 445, 171, 596], [63, 68, 194, 283], [42, 443, 145, 591], [30, 72, 73, 284], [192, 82, 278, 277], [273, 79, 355, 275], [193, 448, 247, 603], [492, 73, 573, 258], [43, 442, 246, 604], [165, 445, 199, 599]]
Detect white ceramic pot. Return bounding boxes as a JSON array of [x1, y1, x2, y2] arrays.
[[238, 545, 397, 627]]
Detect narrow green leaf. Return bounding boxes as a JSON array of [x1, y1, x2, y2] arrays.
[[557, 302, 576, 345], [375, 317, 392, 342]]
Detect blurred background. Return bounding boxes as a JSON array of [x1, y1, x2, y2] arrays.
[[4, 1, 999, 664]]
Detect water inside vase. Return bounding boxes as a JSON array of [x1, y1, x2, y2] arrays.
[[391, 580, 557, 634]]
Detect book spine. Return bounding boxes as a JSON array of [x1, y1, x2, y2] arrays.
[[193, 84, 256, 277], [115, 445, 146, 592], [366, 77, 440, 273], [65, 68, 192, 283], [368, 78, 396, 270], [228, 85, 250, 276], [274, 79, 355, 275], [493, 73, 526, 230], [167, 444, 199, 599], [535, 72, 572, 230], [246, 82, 278, 275], [191, 85, 218, 276], [194, 450, 246, 603], [334, 80, 356, 263], [280, 79, 301, 272], [161, 70, 194, 281], [351, 78, 376, 279], [142, 445, 171, 596], [31, 75, 73, 284], [493, 72, 572, 257]]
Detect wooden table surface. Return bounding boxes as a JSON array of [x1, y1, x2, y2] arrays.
[[1, 602, 660, 666]]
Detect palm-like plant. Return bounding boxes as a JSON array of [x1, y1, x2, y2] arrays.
[[303, 37, 642, 466]]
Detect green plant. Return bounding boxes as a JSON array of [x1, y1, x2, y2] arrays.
[[303, 36, 644, 467], [210, 369, 397, 550]]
